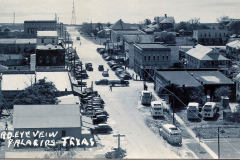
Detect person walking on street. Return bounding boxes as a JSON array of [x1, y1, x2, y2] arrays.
[[5, 122, 8, 131], [109, 84, 112, 92]]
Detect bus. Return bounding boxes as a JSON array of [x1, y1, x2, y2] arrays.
[[159, 124, 182, 144], [140, 91, 152, 105], [150, 101, 164, 117], [187, 102, 199, 120], [202, 102, 218, 119]]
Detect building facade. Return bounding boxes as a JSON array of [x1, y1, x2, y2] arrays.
[[154, 14, 175, 30], [193, 29, 230, 45], [185, 44, 230, 72], [37, 31, 58, 45], [133, 43, 171, 80], [24, 20, 57, 37], [226, 40, 240, 60]]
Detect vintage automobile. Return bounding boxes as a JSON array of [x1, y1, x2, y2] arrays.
[[85, 63, 93, 71], [102, 71, 109, 77], [95, 79, 109, 85], [91, 124, 112, 133], [76, 37, 80, 40], [75, 73, 89, 79], [98, 65, 104, 71]]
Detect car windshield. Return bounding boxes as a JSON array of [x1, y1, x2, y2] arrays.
[[143, 93, 150, 96], [169, 127, 178, 131], [153, 104, 162, 107]]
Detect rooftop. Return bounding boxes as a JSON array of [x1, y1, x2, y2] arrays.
[[15, 38, 37, 44], [227, 40, 240, 48], [0, 38, 16, 44], [24, 20, 56, 23], [156, 71, 201, 87], [37, 31, 58, 37], [186, 44, 213, 60], [123, 35, 154, 43], [36, 71, 71, 92], [2, 74, 35, 91], [109, 19, 131, 30], [112, 29, 146, 35], [13, 104, 80, 129], [58, 94, 80, 105], [36, 44, 64, 50], [154, 16, 175, 24], [187, 70, 234, 85], [134, 43, 171, 50]]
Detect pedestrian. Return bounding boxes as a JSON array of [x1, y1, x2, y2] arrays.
[[5, 122, 8, 131], [136, 75, 138, 80], [109, 84, 112, 92]]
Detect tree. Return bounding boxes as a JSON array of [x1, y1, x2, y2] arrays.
[[80, 22, 93, 36], [188, 18, 200, 30], [95, 22, 103, 31], [93, 29, 98, 40], [144, 19, 151, 25], [230, 21, 240, 35], [175, 21, 189, 31], [214, 86, 231, 101], [138, 21, 144, 30], [189, 86, 205, 104], [106, 22, 112, 28], [216, 15, 230, 29], [13, 78, 59, 105]]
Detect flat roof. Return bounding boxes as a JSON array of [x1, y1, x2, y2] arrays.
[[13, 104, 80, 129], [156, 71, 201, 87], [37, 31, 58, 37], [58, 94, 80, 105], [36, 72, 71, 92], [36, 44, 64, 50], [24, 20, 56, 23], [0, 38, 16, 44], [187, 71, 234, 85], [2, 74, 35, 91], [134, 43, 170, 50], [15, 38, 36, 44]]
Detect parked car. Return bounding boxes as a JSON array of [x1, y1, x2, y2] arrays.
[[75, 73, 89, 79], [108, 79, 129, 86], [118, 73, 132, 80], [95, 79, 109, 85], [102, 71, 109, 77], [107, 61, 118, 67], [76, 37, 80, 40], [104, 56, 112, 61], [77, 81, 87, 86], [85, 63, 93, 71], [98, 65, 104, 71], [91, 124, 113, 133], [111, 65, 123, 71], [102, 53, 109, 58]]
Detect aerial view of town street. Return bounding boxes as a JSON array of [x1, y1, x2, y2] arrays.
[[1, 0, 240, 159]]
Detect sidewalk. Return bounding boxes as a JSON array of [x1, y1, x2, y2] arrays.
[[126, 67, 218, 159]]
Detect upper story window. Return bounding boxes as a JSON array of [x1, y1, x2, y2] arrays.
[[162, 55, 165, 61], [220, 33, 221, 37], [46, 56, 49, 64], [52, 38, 55, 43], [204, 33, 206, 37], [53, 56, 57, 64], [41, 38, 44, 43], [144, 56, 147, 61], [153, 56, 156, 61], [117, 37, 120, 42], [209, 33, 211, 37], [166, 55, 169, 61], [157, 56, 159, 61], [215, 33, 217, 37], [148, 56, 150, 61], [224, 33, 226, 37], [39, 56, 42, 64]]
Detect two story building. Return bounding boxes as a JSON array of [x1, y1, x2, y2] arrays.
[[154, 14, 175, 31], [133, 43, 171, 80], [24, 20, 57, 38], [193, 29, 230, 45], [185, 44, 230, 73]]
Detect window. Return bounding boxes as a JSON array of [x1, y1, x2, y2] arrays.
[[39, 56, 42, 64], [62, 131, 66, 137], [117, 37, 120, 42], [209, 33, 210, 37], [220, 33, 221, 37], [148, 56, 150, 61], [52, 38, 54, 43], [53, 56, 57, 64], [153, 56, 155, 61], [46, 56, 49, 64], [144, 56, 147, 61], [215, 33, 217, 37], [204, 33, 206, 37], [162, 55, 165, 61], [157, 56, 159, 61], [224, 33, 226, 37], [166, 55, 168, 61], [41, 38, 44, 43]]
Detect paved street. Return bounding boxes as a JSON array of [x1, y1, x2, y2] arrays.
[[67, 26, 180, 159]]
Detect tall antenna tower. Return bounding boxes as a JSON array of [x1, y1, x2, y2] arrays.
[[13, 12, 15, 26], [71, 0, 76, 25]]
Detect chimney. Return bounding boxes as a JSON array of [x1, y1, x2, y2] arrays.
[[165, 14, 167, 18]]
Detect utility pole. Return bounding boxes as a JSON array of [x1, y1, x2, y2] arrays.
[[173, 87, 175, 125], [81, 62, 83, 92], [143, 65, 145, 89], [65, 28, 66, 48], [13, 12, 15, 26], [113, 134, 125, 158], [74, 47, 76, 77], [218, 127, 220, 159], [91, 81, 94, 118], [68, 34, 69, 64]]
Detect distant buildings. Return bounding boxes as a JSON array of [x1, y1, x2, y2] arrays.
[[37, 31, 58, 45], [185, 44, 230, 72], [108, 19, 146, 51], [154, 14, 175, 30], [24, 20, 57, 38], [226, 40, 240, 60], [133, 43, 171, 80], [193, 29, 230, 45]]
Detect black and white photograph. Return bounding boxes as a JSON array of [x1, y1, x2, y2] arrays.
[[0, 0, 240, 159]]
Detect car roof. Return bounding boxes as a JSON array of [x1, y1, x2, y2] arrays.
[[98, 123, 109, 126], [151, 101, 162, 105]]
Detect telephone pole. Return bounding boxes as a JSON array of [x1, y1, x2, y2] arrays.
[[113, 134, 125, 158], [80, 62, 83, 92], [218, 127, 220, 159]]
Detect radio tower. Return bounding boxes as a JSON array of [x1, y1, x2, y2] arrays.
[[71, 0, 76, 25], [13, 12, 15, 26]]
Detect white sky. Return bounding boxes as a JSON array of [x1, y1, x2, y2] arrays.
[[0, 0, 239, 24]]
